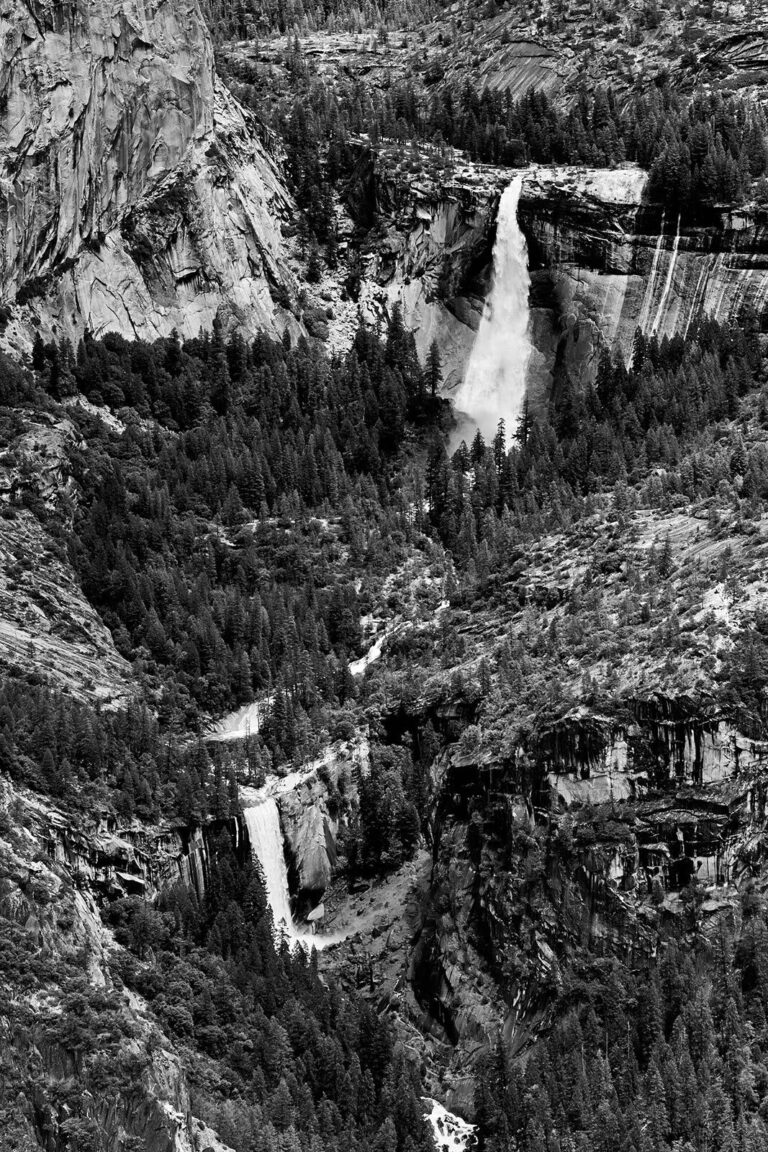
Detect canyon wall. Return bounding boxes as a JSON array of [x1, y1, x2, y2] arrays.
[[345, 152, 502, 389], [356, 157, 768, 401], [0, 0, 297, 352], [520, 165, 768, 385], [0, 777, 236, 1151], [405, 693, 768, 1113]]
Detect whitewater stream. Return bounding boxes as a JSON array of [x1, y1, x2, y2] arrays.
[[423, 1100, 477, 1151], [452, 174, 533, 445]]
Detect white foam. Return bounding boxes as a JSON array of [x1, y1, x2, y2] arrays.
[[453, 175, 532, 445], [423, 1099, 477, 1152]]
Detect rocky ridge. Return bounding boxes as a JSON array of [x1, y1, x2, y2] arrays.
[[0, 406, 133, 703]]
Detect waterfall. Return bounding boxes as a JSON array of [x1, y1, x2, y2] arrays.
[[243, 800, 296, 935], [423, 1100, 477, 1151], [651, 215, 682, 335], [243, 797, 344, 951], [453, 175, 532, 445]]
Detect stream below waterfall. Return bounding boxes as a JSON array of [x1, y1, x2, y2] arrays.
[[423, 1100, 477, 1151]]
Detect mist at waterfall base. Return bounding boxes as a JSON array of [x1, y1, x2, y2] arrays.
[[452, 175, 533, 448], [243, 800, 344, 951]]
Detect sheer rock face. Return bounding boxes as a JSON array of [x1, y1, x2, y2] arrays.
[[388, 685, 768, 1115], [42, 803, 217, 902], [345, 153, 504, 390], [366, 195, 494, 390], [0, 506, 133, 707], [0, 0, 296, 349], [519, 166, 768, 385], [278, 770, 339, 899], [359, 156, 768, 401]]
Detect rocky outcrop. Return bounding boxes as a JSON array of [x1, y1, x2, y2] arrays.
[[0, 506, 132, 706], [345, 150, 506, 388], [538, 700, 768, 793], [0, 0, 297, 351], [536, 697, 768, 887], [346, 678, 768, 1120], [43, 810, 220, 901], [277, 760, 342, 901]]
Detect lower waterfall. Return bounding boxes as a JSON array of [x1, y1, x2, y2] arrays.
[[452, 174, 532, 445], [243, 800, 296, 937], [243, 798, 343, 951]]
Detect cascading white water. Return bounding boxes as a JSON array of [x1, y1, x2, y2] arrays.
[[423, 1100, 477, 1151], [243, 795, 345, 951], [243, 800, 296, 937], [452, 175, 533, 445]]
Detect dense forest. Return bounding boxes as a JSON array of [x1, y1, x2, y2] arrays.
[[474, 867, 768, 1152], [108, 833, 435, 1152], [4, 301, 768, 1150], [26, 317, 444, 727], [1, 314, 446, 830]]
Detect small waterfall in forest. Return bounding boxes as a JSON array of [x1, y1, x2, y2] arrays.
[[453, 174, 533, 445], [423, 1099, 477, 1151]]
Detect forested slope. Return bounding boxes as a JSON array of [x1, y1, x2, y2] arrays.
[[4, 0, 768, 1149], [5, 301, 768, 1149]]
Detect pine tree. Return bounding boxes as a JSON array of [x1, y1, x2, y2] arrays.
[[425, 340, 442, 398]]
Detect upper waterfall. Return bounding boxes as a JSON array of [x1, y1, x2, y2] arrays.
[[452, 175, 533, 445]]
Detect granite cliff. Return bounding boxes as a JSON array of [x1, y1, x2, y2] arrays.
[[0, 0, 297, 352], [345, 152, 768, 402], [520, 166, 768, 387]]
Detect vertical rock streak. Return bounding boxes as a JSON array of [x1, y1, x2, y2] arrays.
[[453, 175, 533, 443], [651, 214, 682, 334], [684, 259, 710, 337], [637, 210, 666, 334]]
